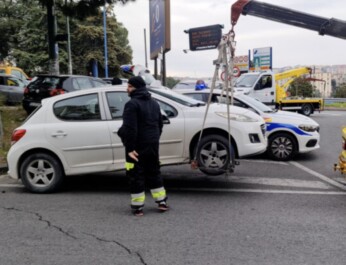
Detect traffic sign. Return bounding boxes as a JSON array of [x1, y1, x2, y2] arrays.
[[233, 66, 240, 77], [220, 66, 240, 81]]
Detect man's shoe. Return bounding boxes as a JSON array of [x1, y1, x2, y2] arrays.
[[133, 208, 144, 217], [158, 201, 169, 212]]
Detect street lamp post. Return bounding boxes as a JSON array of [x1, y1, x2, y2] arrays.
[[103, 0, 108, 78]]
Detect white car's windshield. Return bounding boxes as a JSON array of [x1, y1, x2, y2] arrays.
[[149, 88, 206, 107], [235, 74, 259, 87], [236, 94, 275, 113]]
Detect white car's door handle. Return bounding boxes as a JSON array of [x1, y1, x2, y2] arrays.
[[51, 131, 67, 137]]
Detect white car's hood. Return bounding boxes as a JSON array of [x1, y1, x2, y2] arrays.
[[264, 110, 318, 125], [201, 103, 264, 122]]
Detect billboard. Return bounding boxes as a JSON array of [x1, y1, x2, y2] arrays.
[[149, 0, 171, 59], [187, 24, 222, 51], [233, 53, 250, 72], [251, 47, 272, 71]]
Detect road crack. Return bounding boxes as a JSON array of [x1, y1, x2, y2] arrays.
[[3, 206, 77, 239], [84, 232, 148, 265]]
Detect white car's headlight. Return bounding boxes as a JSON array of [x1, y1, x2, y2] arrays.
[[215, 112, 259, 122], [299, 124, 319, 132]]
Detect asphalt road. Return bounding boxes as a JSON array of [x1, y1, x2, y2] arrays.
[[1, 110, 346, 264]]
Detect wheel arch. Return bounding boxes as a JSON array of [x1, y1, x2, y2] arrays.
[[17, 148, 65, 179], [189, 128, 238, 159]]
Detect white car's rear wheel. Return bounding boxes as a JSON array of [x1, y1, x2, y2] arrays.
[[20, 153, 64, 193]]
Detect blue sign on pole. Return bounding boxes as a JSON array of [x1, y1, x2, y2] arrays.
[[149, 0, 165, 59]]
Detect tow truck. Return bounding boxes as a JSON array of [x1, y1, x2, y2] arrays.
[[234, 67, 324, 116]]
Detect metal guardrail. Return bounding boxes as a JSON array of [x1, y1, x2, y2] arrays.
[[324, 98, 346, 104]]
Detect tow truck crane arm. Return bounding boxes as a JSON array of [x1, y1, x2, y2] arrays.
[[231, 0, 346, 40]]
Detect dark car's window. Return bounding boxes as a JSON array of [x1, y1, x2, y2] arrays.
[[106, 91, 129, 119], [28, 76, 60, 90], [73, 77, 93, 90], [53, 93, 101, 121]]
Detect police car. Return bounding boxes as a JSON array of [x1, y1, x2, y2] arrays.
[[176, 87, 320, 161]]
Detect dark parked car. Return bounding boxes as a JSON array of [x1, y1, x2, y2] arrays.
[[0, 74, 27, 105], [22, 74, 108, 114]]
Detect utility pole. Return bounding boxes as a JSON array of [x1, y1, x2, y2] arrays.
[[144, 28, 148, 68], [103, 0, 108, 78], [65, 0, 72, 74], [47, 0, 59, 74]]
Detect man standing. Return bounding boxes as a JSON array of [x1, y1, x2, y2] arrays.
[[118, 76, 168, 216]]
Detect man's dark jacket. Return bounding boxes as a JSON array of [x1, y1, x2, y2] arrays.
[[118, 86, 163, 153]]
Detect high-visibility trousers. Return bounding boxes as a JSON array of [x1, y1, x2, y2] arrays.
[[125, 143, 167, 209]]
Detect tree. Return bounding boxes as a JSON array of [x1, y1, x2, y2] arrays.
[[287, 77, 316, 97], [20, 0, 136, 74], [334, 83, 346, 98], [70, 11, 132, 76], [1, 0, 133, 76], [165, 77, 180, 89]]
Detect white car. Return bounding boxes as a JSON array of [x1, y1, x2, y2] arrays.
[[7, 86, 267, 193], [178, 88, 320, 161]]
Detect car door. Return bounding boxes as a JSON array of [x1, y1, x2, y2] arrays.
[[154, 98, 186, 164], [252, 74, 274, 104], [45, 92, 115, 174], [104, 91, 186, 169], [104, 91, 129, 169]]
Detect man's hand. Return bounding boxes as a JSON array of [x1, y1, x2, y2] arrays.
[[128, 150, 139, 162]]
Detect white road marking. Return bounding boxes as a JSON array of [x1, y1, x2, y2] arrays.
[[289, 161, 346, 191], [171, 187, 346, 195], [229, 176, 332, 189], [240, 159, 289, 165], [0, 184, 23, 188]]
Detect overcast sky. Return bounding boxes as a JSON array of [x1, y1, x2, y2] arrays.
[[113, 0, 346, 78]]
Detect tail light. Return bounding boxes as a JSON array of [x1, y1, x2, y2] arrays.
[[50, 88, 65, 96], [24, 87, 29, 94], [11, 129, 26, 145]]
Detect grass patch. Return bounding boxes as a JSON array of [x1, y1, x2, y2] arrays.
[[0, 105, 27, 164], [325, 102, 346, 108]]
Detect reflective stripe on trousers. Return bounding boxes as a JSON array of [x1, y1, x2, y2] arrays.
[[131, 192, 145, 207], [150, 187, 167, 202]]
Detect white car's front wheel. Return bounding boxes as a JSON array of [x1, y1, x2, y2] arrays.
[[196, 135, 235, 176], [20, 153, 64, 193]]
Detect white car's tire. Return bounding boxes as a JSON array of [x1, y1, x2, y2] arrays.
[[20, 153, 64, 193], [196, 135, 234, 176]]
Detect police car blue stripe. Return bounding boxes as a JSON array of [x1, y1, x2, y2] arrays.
[[266, 123, 311, 136]]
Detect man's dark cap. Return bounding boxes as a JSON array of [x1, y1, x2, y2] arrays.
[[128, 76, 146, 89]]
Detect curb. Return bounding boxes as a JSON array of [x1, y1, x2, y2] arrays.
[[0, 163, 8, 175]]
